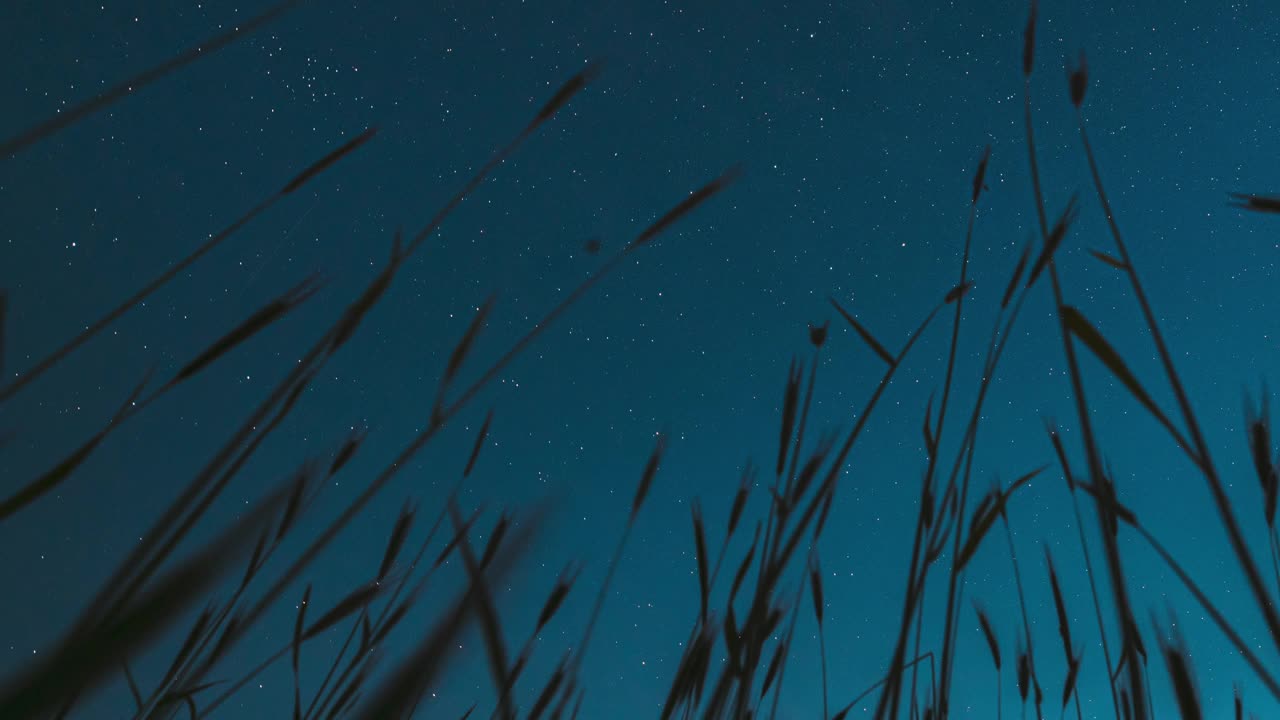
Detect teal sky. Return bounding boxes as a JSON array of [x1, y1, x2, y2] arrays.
[[3, 1, 1280, 717]]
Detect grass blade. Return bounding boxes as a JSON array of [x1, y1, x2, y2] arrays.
[[829, 297, 895, 366], [1088, 248, 1128, 271], [1061, 305, 1189, 452], [691, 501, 710, 622], [0, 372, 149, 520], [169, 276, 322, 387], [974, 603, 1001, 670], [463, 409, 495, 478], [1229, 192, 1280, 214], [0, 0, 305, 158], [0, 484, 287, 717]]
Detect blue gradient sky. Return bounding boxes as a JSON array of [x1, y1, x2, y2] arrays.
[[3, 1, 1280, 717]]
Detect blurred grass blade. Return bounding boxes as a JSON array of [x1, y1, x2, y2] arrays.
[[463, 409, 495, 478], [1229, 192, 1280, 214], [537, 566, 577, 632], [628, 166, 742, 250], [292, 584, 310, 720], [1154, 613, 1202, 720], [1022, 0, 1038, 77], [1062, 656, 1081, 709], [378, 502, 416, 581], [0, 372, 149, 521], [168, 275, 322, 387], [0, 128, 372, 406], [956, 467, 1044, 571], [0, 483, 287, 717], [441, 296, 496, 392], [1088, 248, 1128, 271], [281, 127, 377, 195], [972, 145, 992, 204], [1068, 51, 1089, 108], [1002, 240, 1033, 309], [631, 433, 667, 521], [434, 508, 482, 568], [327, 232, 403, 356], [1025, 196, 1079, 291], [329, 427, 369, 477], [0, 290, 6, 379], [0, 0, 305, 158], [777, 357, 801, 476], [353, 521, 536, 718], [944, 281, 974, 304], [810, 553, 825, 625], [691, 501, 710, 622], [829, 297, 895, 366], [302, 582, 382, 641], [292, 585, 311, 676], [1061, 305, 1186, 449], [479, 514, 509, 570], [1045, 545, 1074, 660], [975, 603, 1001, 670], [525, 61, 603, 134], [760, 641, 786, 698]]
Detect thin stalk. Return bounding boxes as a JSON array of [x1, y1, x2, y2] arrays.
[[784, 351, 822, 500], [706, 302, 939, 718], [134, 463, 312, 719], [1001, 513, 1042, 720], [299, 616, 358, 720], [1077, 110, 1280, 652], [205, 494, 454, 720], [304, 499, 462, 720], [1124, 520, 1280, 701], [195, 641, 293, 717], [1271, 529, 1280, 601], [766, 348, 823, 570], [81, 65, 600, 656], [0, 0, 304, 158], [909, 586, 929, 718], [188, 169, 735, 696], [1048, 423, 1121, 716], [766, 582, 806, 720], [832, 652, 935, 718], [574, 521, 634, 675], [933, 248, 1039, 715], [0, 126, 362, 407], [447, 502, 513, 720], [997, 668, 1002, 720], [1024, 64, 1139, 718], [880, 160, 982, 720], [819, 623, 829, 720]]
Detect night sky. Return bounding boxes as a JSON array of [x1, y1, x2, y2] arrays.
[[4, 1, 1280, 718]]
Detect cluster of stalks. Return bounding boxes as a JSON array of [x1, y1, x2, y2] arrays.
[[4, 1, 1280, 718]]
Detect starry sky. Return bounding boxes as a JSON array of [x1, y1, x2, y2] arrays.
[[3, 0, 1280, 718]]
